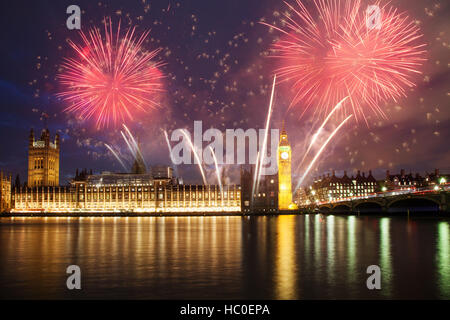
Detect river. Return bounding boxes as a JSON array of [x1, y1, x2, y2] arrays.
[[0, 215, 448, 299]]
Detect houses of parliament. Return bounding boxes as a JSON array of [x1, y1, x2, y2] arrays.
[[0, 127, 298, 214]]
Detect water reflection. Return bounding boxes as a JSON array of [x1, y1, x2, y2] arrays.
[[275, 215, 298, 299], [347, 216, 356, 285], [0, 215, 449, 299], [327, 216, 335, 284], [379, 218, 392, 296], [437, 222, 450, 298]]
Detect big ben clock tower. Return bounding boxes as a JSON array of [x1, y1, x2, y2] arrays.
[[278, 123, 294, 210]]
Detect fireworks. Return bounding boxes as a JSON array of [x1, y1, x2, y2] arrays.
[[209, 146, 224, 205], [296, 96, 348, 171], [253, 75, 277, 201], [180, 129, 208, 185], [105, 143, 128, 171], [295, 115, 353, 190], [57, 18, 165, 129], [263, 0, 426, 123], [105, 124, 147, 172]]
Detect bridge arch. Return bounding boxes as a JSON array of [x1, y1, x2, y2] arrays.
[[354, 201, 383, 214], [332, 204, 352, 213], [318, 204, 332, 213], [388, 197, 440, 213]]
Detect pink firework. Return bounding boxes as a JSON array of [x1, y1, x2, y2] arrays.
[[57, 18, 165, 129], [263, 0, 427, 123]]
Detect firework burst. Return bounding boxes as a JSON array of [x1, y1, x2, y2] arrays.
[[263, 0, 426, 123], [57, 18, 165, 129]]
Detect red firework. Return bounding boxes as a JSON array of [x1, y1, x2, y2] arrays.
[[57, 18, 165, 129], [263, 0, 427, 123]]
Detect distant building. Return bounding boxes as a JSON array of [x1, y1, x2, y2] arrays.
[[0, 171, 11, 212], [424, 169, 449, 187], [297, 170, 378, 205], [382, 169, 448, 191], [240, 165, 278, 214], [131, 153, 147, 174], [152, 165, 174, 179], [28, 128, 60, 187], [240, 165, 253, 213]]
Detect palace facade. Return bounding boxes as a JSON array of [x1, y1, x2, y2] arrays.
[[7, 128, 241, 213], [12, 171, 241, 213]]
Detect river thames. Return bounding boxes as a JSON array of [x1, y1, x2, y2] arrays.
[[0, 215, 449, 299]]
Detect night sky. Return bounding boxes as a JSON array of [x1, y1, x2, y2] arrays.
[[0, 0, 448, 186]]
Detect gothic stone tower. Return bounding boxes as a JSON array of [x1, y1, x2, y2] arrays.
[[277, 124, 293, 210], [0, 171, 11, 212], [28, 128, 60, 187]]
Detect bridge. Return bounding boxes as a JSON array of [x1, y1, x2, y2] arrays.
[[302, 185, 450, 214]]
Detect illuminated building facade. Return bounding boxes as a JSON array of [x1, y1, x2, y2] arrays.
[[28, 128, 60, 187], [297, 170, 379, 205], [8, 128, 241, 214], [277, 124, 295, 210], [382, 169, 448, 191], [424, 169, 449, 187], [383, 169, 425, 190], [0, 171, 11, 212], [12, 170, 241, 213]]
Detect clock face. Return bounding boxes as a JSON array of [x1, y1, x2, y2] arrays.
[[281, 151, 289, 160]]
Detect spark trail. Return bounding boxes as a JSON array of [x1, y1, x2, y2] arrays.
[[209, 146, 223, 206], [296, 96, 348, 171], [253, 75, 277, 202], [105, 143, 128, 171], [122, 124, 147, 169], [181, 129, 208, 185], [295, 114, 353, 190]]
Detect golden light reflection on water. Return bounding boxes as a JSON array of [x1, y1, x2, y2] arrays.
[[0, 217, 245, 299], [275, 215, 298, 300], [0, 216, 449, 299]]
